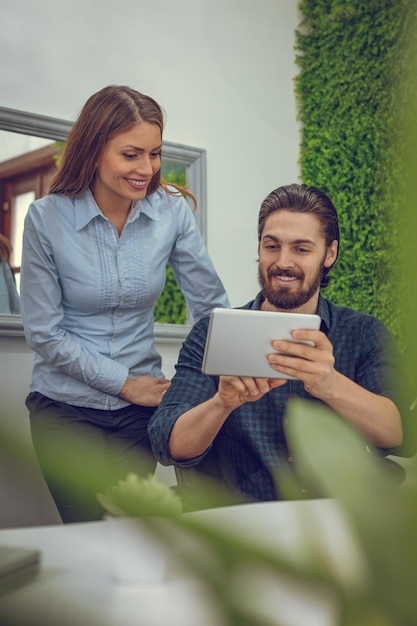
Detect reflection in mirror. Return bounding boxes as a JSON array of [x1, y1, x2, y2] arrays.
[[0, 130, 62, 295], [0, 106, 206, 337], [0, 231, 20, 314]]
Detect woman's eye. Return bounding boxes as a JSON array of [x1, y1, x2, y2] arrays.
[[151, 151, 162, 159], [123, 153, 137, 159]]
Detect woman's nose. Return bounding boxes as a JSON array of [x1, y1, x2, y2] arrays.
[[135, 155, 154, 177]]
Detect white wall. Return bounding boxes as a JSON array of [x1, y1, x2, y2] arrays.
[[2, 0, 301, 306], [0, 0, 301, 525]]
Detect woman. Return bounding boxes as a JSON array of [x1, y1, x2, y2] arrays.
[[20, 85, 229, 523], [0, 233, 20, 314]]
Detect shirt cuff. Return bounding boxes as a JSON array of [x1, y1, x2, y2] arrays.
[[169, 444, 213, 467], [94, 359, 129, 396]]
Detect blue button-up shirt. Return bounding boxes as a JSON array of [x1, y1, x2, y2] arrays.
[[148, 294, 403, 501], [20, 188, 229, 410]]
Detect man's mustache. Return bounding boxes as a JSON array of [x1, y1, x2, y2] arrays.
[[267, 268, 304, 280]]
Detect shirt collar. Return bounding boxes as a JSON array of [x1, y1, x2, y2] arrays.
[[133, 194, 161, 221], [73, 189, 161, 231], [251, 292, 330, 333], [316, 296, 330, 332], [73, 189, 101, 230]]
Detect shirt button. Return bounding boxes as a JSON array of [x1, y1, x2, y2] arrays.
[[301, 488, 308, 495], [287, 456, 294, 463]]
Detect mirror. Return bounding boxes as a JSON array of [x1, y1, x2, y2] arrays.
[[0, 106, 206, 338]]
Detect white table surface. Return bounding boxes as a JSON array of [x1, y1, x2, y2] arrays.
[[0, 498, 361, 626]]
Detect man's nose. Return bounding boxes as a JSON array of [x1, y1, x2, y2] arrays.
[[276, 249, 294, 268]]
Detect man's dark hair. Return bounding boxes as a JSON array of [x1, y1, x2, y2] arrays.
[[258, 183, 340, 288]]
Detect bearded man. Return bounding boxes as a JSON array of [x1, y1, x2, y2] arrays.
[[148, 183, 404, 504]]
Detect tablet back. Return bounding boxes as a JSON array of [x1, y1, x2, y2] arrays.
[[202, 308, 321, 379]]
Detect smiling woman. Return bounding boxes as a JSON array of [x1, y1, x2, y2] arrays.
[[91, 122, 163, 235], [15, 85, 228, 523], [0, 103, 209, 334]]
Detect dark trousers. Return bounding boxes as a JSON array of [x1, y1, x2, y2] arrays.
[[26, 392, 157, 523]]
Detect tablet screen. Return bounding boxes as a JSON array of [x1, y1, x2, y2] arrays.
[[202, 308, 321, 379]]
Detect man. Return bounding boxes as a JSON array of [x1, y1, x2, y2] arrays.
[[148, 183, 403, 503]]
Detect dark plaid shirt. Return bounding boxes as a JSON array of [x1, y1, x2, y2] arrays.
[[148, 294, 403, 502]]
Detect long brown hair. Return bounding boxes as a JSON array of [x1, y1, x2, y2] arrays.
[[49, 85, 196, 208]]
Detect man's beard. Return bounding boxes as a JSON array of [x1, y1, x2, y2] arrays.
[[258, 265, 323, 310]]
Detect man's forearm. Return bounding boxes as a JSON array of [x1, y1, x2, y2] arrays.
[[168, 393, 232, 460], [320, 372, 403, 448]]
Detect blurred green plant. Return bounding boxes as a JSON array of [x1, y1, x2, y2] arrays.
[[282, 399, 417, 626], [2, 392, 417, 625], [97, 472, 183, 518], [91, 402, 417, 626]]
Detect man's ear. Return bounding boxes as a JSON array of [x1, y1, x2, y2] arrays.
[[324, 240, 338, 268]]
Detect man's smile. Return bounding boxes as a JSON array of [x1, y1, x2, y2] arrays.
[[268, 269, 303, 287]]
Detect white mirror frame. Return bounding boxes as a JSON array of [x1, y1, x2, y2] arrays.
[[0, 106, 206, 340]]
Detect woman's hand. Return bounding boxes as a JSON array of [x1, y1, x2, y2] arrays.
[[119, 376, 171, 406]]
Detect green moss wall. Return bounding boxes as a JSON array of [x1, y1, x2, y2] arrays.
[[295, 1, 414, 342]]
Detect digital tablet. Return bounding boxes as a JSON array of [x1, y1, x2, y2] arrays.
[[202, 308, 321, 379], [0, 545, 41, 595]]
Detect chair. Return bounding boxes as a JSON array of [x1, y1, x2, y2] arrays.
[[173, 446, 239, 511]]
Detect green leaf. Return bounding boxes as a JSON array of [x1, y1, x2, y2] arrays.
[[283, 398, 417, 624]]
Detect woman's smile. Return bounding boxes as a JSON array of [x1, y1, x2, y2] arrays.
[[124, 177, 149, 191]]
